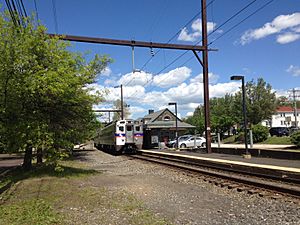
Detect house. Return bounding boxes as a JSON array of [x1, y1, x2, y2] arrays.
[[141, 109, 195, 149], [262, 106, 300, 128]]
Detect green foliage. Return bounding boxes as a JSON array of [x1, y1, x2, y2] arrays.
[[184, 105, 205, 134], [234, 78, 276, 125], [210, 94, 235, 136], [0, 12, 111, 166], [290, 131, 300, 147], [251, 124, 269, 143]]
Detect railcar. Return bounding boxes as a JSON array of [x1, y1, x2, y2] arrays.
[[94, 119, 143, 154]]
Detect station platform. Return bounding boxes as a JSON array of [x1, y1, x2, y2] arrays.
[[163, 149, 300, 169], [140, 149, 300, 175]]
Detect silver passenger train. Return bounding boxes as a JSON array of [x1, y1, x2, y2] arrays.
[[94, 119, 143, 154]]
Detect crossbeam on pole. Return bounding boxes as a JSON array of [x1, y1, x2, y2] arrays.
[[93, 109, 121, 113], [48, 33, 209, 51]]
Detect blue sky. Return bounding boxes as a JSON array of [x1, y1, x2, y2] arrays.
[[1, 0, 300, 120]]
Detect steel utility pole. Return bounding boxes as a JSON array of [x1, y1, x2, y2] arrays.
[[121, 84, 124, 120], [290, 88, 300, 128], [201, 0, 211, 153]]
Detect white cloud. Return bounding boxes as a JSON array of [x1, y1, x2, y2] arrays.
[[101, 67, 112, 76], [287, 65, 300, 76], [152, 67, 192, 88], [189, 73, 219, 84], [240, 12, 300, 45], [118, 71, 153, 87], [178, 19, 217, 42], [186, 111, 194, 117], [276, 33, 300, 44]]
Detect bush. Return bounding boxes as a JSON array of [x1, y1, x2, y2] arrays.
[[252, 124, 269, 143], [291, 131, 300, 147]]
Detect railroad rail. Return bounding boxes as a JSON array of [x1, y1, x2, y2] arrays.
[[131, 150, 300, 202]]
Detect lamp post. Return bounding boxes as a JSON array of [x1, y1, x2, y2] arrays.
[[114, 84, 124, 120], [230, 75, 250, 157], [168, 102, 178, 148]]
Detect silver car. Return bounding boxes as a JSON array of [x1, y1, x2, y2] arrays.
[[178, 136, 206, 148]]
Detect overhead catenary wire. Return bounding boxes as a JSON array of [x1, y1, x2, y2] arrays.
[[208, 0, 275, 46], [140, 0, 215, 72], [179, 0, 275, 68], [126, 0, 275, 100], [52, 0, 59, 33], [124, 0, 215, 87], [34, 0, 39, 22]]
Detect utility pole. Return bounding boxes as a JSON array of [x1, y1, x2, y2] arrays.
[[289, 88, 300, 128], [201, 0, 212, 153], [121, 84, 124, 120]]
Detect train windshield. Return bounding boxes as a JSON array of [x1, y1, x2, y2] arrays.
[[135, 126, 140, 131], [119, 126, 124, 132], [126, 125, 132, 131]]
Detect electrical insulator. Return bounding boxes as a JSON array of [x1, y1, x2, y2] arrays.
[[150, 48, 154, 56]]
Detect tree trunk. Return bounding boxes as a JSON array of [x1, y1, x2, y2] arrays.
[[37, 148, 43, 164], [22, 146, 32, 170]]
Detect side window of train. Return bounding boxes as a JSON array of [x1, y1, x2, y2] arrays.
[[119, 126, 124, 132], [135, 126, 140, 131], [127, 125, 132, 131]]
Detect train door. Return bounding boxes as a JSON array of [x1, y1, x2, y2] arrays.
[[126, 124, 134, 143]]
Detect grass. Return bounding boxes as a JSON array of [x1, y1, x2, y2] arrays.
[[222, 135, 293, 145], [0, 153, 171, 225], [260, 136, 292, 145]]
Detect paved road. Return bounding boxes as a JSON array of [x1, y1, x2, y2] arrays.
[[0, 154, 23, 174]]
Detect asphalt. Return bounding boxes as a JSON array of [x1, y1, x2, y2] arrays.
[[0, 154, 23, 174]]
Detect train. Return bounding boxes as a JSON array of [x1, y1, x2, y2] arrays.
[[94, 119, 143, 154]]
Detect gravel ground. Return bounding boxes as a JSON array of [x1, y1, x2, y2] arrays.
[[76, 149, 300, 225]]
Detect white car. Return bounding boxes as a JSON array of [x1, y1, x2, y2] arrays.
[[178, 136, 206, 148]]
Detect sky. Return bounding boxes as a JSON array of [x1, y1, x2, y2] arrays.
[[1, 0, 300, 121]]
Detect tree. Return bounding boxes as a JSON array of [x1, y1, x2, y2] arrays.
[[0, 13, 112, 170], [233, 78, 276, 125], [184, 105, 205, 135], [210, 94, 235, 137]]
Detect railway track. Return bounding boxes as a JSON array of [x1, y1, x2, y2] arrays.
[[129, 150, 300, 203]]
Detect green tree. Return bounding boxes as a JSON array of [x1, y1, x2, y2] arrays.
[[210, 94, 235, 137], [0, 13, 111, 169], [184, 105, 205, 135], [233, 78, 276, 125]]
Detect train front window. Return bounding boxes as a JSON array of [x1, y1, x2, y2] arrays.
[[119, 126, 124, 132], [126, 125, 132, 131], [135, 126, 140, 131]]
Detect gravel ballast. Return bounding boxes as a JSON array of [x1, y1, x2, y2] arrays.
[[75, 149, 300, 225]]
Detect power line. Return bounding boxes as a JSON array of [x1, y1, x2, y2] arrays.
[[209, 0, 275, 46], [140, 0, 215, 72], [52, 0, 58, 33], [140, 0, 258, 78], [126, 0, 275, 100], [34, 0, 39, 22], [124, 0, 215, 87], [170, 0, 274, 69]]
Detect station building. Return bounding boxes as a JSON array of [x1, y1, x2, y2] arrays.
[[140, 108, 195, 149]]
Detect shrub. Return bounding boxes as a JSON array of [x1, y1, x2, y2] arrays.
[[252, 124, 269, 143], [291, 131, 300, 147]]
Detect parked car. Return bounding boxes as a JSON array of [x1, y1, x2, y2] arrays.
[[167, 135, 192, 148], [289, 127, 300, 134], [178, 136, 206, 148], [269, 127, 289, 137]]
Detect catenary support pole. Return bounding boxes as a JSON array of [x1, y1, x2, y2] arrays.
[[201, 0, 212, 153]]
